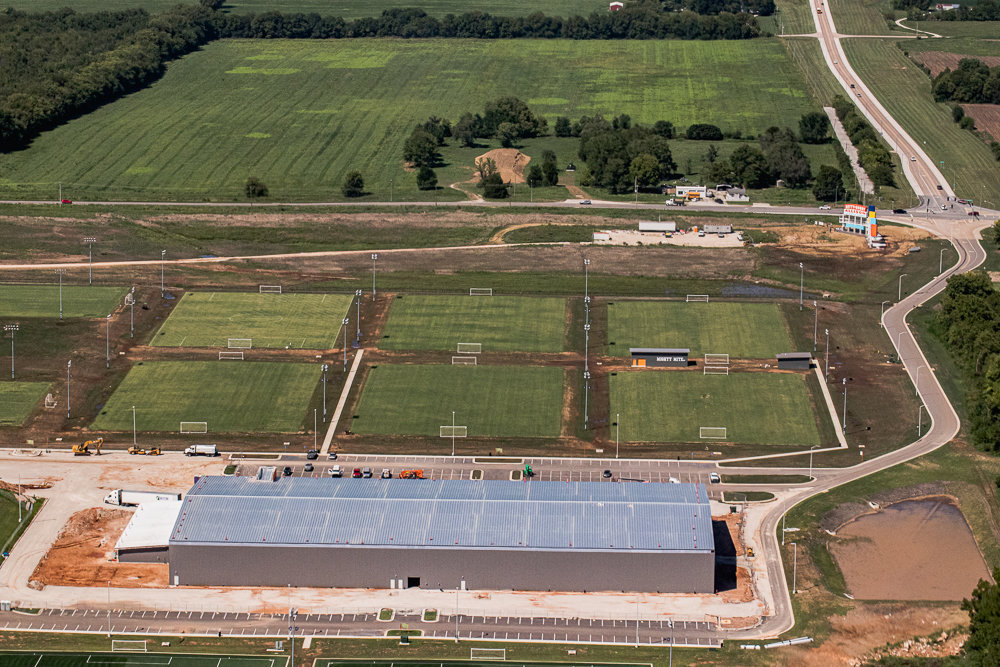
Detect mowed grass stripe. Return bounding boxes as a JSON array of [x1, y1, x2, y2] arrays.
[[153, 292, 352, 348], [380, 295, 566, 352], [607, 301, 792, 358], [0, 284, 128, 318], [91, 361, 319, 432], [354, 365, 563, 437], [0, 39, 819, 202], [0, 655, 289, 667], [0, 382, 50, 426], [610, 372, 822, 445]]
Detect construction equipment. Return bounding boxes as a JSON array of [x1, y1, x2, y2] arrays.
[[524, 464, 534, 478], [128, 446, 161, 456], [399, 469, 425, 479], [72, 437, 103, 456]]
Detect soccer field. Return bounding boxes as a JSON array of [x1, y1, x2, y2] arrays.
[[609, 371, 822, 446], [380, 295, 566, 353], [0, 284, 128, 318], [153, 292, 353, 349], [90, 361, 320, 432], [0, 654, 287, 667], [607, 301, 792, 358], [353, 365, 563, 438], [0, 381, 50, 426]]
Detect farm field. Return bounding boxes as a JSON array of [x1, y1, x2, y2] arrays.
[[0, 284, 128, 318], [0, 655, 288, 667], [844, 38, 1000, 205], [353, 365, 563, 438], [0, 38, 820, 202], [904, 35, 1000, 59], [829, 0, 897, 35], [379, 295, 566, 353], [762, 0, 815, 35], [606, 301, 792, 358], [152, 292, 353, 349], [609, 371, 823, 445], [90, 361, 319, 432], [906, 20, 1000, 39], [0, 382, 49, 426], [783, 37, 846, 108]]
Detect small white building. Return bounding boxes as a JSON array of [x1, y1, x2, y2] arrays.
[[675, 185, 708, 200]]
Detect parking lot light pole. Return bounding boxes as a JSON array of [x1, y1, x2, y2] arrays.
[[881, 300, 891, 322], [160, 250, 166, 297], [584, 323, 590, 374], [371, 253, 378, 300], [314, 408, 317, 450], [799, 262, 804, 310], [842, 378, 847, 432], [824, 329, 830, 381], [132, 405, 137, 447], [342, 318, 350, 371], [668, 619, 673, 667], [792, 542, 798, 594], [106, 314, 111, 368], [84, 237, 97, 285], [583, 371, 590, 430], [4, 324, 18, 379], [66, 360, 72, 419], [916, 365, 924, 397], [129, 287, 135, 338], [355, 289, 363, 344], [616, 413, 620, 459], [58, 269, 64, 319], [583, 258, 590, 323], [107, 580, 111, 638], [898, 273, 907, 301], [813, 301, 818, 352], [322, 364, 329, 422], [452, 411, 456, 456]]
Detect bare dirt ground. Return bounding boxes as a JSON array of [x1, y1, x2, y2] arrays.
[[475, 148, 530, 183], [29, 507, 167, 588], [911, 50, 1000, 76], [962, 103, 1000, 143], [776, 222, 928, 261]]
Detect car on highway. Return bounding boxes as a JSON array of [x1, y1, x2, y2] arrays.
[[603, 469, 612, 478], [709, 472, 721, 484], [579, 199, 591, 205], [850, 83, 855, 89], [304, 463, 314, 473], [381, 468, 392, 479], [352, 468, 362, 478], [306, 449, 318, 460], [857, 92, 862, 98], [893, 208, 907, 214], [937, 184, 943, 190], [910, 156, 917, 161], [282, 466, 292, 477], [819, 204, 831, 210]]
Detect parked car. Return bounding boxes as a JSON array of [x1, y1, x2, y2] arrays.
[[709, 472, 721, 484], [381, 468, 392, 479], [352, 468, 362, 478], [60, 199, 72, 204], [306, 449, 318, 460], [718, 233, 725, 238], [327, 451, 337, 460], [362, 467, 373, 478], [304, 463, 314, 472], [329, 465, 342, 477], [603, 469, 612, 479], [668, 477, 681, 484], [698, 230, 705, 237], [282, 466, 292, 477]]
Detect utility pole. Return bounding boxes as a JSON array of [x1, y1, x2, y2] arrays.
[[813, 301, 818, 352], [84, 237, 97, 285], [4, 323, 18, 379]]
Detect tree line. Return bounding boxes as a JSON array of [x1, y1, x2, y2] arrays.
[[932, 58, 1000, 105], [894, 0, 1000, 21], [831, 95, 896, 188], [662, 0, 775, 16]]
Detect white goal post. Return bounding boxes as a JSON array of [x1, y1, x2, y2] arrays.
[[180, 421, 208, 434], [440, 426, 468, 438], [228, 338, 252, 349], [452, 356, 477, 365], [704, 353, 730, 365], [259, 285, 282, 294], [469, 288, 493, 296], [700, 427, 728, 439], [457, 343, 482, 354], [470, 648, 506, 661], [219, 351, 245, 360], [704, 366, 729, 375], [111, 639, 147, 652], [686, 294, 710, 302]]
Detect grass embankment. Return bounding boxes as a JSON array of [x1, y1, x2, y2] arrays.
[[783, 37, 847, 107], [0, 491, 44, 566], [763, 0, 816, 35], [829, 0, 898, 35], [722, 474, 813, 484], [0, 285, 128, 319], [0, 382, 50, 426]]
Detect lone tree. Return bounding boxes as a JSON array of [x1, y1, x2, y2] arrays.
[[341, 171, 364, 197], [799, 111, 831, 144], [525, 163, 543, 188], [812, 165, 845, 202], [416, 165, 438, 190], [245, 176, 268, 200], [962, 567, 1000, 666], [541, 150, 559, 186]]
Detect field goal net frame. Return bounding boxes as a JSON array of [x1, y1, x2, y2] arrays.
[[440, 425, 468, 438], [228, 338, 252, 349], [704, 365, 729, 375], [452, 356, 478, 365], [705, 353, 730, 365], [470, 647, 506, 661], [700, 426, 728, 440], [219, 351, 245, 360], [259, 285, 282, 294], [457, 342, 482, 354], [469, 288, 493, 296], [111, 639, 147, 652], [686, 294, 710, 302], [180, 421, 208, 434]]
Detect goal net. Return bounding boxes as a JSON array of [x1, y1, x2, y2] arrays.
[[470, 648, 506, 661], [469, 288, 493, 296], [440, 426, 468, 438], [259, 285, 282, 294], [704, 366, 729, 375], [457, 343, 482, 354], [700, 427, 728, 439], [452, 356, 477, 365], [180, 421, 208, 434], [705, 353, 730, 365], [219, 351, 244, 360], [228, 338, 252, 349], [686, 294, 710, 302], [111, 639, 147, 652]]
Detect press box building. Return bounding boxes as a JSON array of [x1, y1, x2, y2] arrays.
[[166, 476, 715, 593]]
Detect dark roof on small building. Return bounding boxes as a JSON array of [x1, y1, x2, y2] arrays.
[[629, 348, 690, 355], [776, 352, 812, 360]]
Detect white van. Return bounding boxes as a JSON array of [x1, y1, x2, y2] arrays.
[[329, 465, 342, 477]]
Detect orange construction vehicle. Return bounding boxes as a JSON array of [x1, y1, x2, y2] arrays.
[[72, 437, 103, 456], [399, 469, 425, 479]]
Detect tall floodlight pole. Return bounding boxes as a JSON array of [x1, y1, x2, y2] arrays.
[[799, 262, 804, 310], [371, 253, 378, 300], [84, 237, 97, 285], [616, 413, 620, 459], [288, 606, 297, 667], [4, 324, 18, 379], [129, 287, 135, 338], [842, 378, 847, 432], [792, 542, 798, 594], [343, 318, 350, 371], [160, 250, 166, 297], [452, 411, 456, 456], [58, 269, 64, 319], [355, 289, 362, 343], [898, 273, 907, 301], [668, 619, 674, 667], [915, 365, 924, 397], [584, 323, 590, 374], [825, 329, 830, 381], [583, 370, 590, 430], [66, 360, 72, 420], [322, 364, 329, 422], [107, 580, 111, 638], [106, 314, 111, 368], [813, 301, 818, 352], [314, 409, 318, 449], [132, 405, 137, 447], [583, 258, 590, 324]]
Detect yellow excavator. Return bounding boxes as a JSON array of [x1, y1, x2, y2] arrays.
[[72, 437, 103, 456], [128, 446, 161, 456]]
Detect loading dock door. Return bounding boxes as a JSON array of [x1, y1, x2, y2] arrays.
[[407, 577, 420, 588]]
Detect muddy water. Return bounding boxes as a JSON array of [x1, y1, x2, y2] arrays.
[[830, 498, 991, 600]]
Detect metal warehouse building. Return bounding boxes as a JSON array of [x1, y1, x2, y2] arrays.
[[167, 477, 715, 593]]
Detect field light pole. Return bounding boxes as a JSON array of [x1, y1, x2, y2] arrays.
[[107, 580, 111, 638], [898, 273, 907, 301], [355, 289, 362, 344], [584, 323, 590, 374], [321, 364, 329, 422], [812, 301, 818, 352], [160, 250, 166, 297], [58, 269, 64, 319], [824, 328, 830, 381], [106, 314, 111, 369], [451, 411, 456, 456], [799, 262, 804, 310], [4, 324, 18, 379], [583, 258, 590, 324], [342, 318, 350, 371], [66, 360, 72, 420], [84, 237, 97, 285], [132, 405, 137, 447], [791, 542, 798, 594], [616, 413, 620, 459], [314, 408, 317, 450], [583, 371, 590, 430], [371, 253, 378, 300], [129, 287, 135, 338], [842, 378, 847, 432], [808, 444, 820, 480], [668, 619, 674, 667]]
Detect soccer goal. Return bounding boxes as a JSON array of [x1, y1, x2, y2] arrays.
[[457, 343, 482, 354], [704, 366, 729, 375], [705, 353, 730, 365], [440, 425, 468, 438], [219, 351, 245, 360], [686, 294, 710, 302], [180, 421, 208, 434], [111, 639, 147, 652], [259, 285, 282, 294], [470, 648, 506, 661], [452, 356, 477, 365], [700, 426, 728, 439], [228, 338, 252, 349], [469, 288, 493, 296]]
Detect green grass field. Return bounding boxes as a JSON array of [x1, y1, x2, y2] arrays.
[[764, 0, 815, 35], [90, 361, 319, 432], [606, 301, 792, 358], [0, 38, 820, 202], [905, 19, 1000, 39], [353, 365, 563, 437], [153, 292, 353, 348], [609, 371, 822, 445], [0, 284, 128, 318], [903, 32, 1000, 58], [380, 295, 566, 353], [783, 37, 850, 108], [844, 38, 1000, 205], [0, 382, 50, 426], [829, 0, 897, 35], [0, 655, 287, 667]]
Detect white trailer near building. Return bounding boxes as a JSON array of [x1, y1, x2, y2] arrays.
[[638, 221, 677, 232], [105, 489, 182, 506]]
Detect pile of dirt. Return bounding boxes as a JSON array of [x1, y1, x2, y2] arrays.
[[475, 148, 531, 184], [30, 508, 167, 588]]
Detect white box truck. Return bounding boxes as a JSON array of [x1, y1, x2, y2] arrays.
[[104, 489, 181, 506], [184, 444, 219, 457]]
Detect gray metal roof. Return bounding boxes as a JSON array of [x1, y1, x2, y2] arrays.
[[776, 352, 812, 360], [169, 477, 713, 553], [629, 348, 690, 355]]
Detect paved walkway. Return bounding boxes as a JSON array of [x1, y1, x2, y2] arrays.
[[824, 106, 874, 195]]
